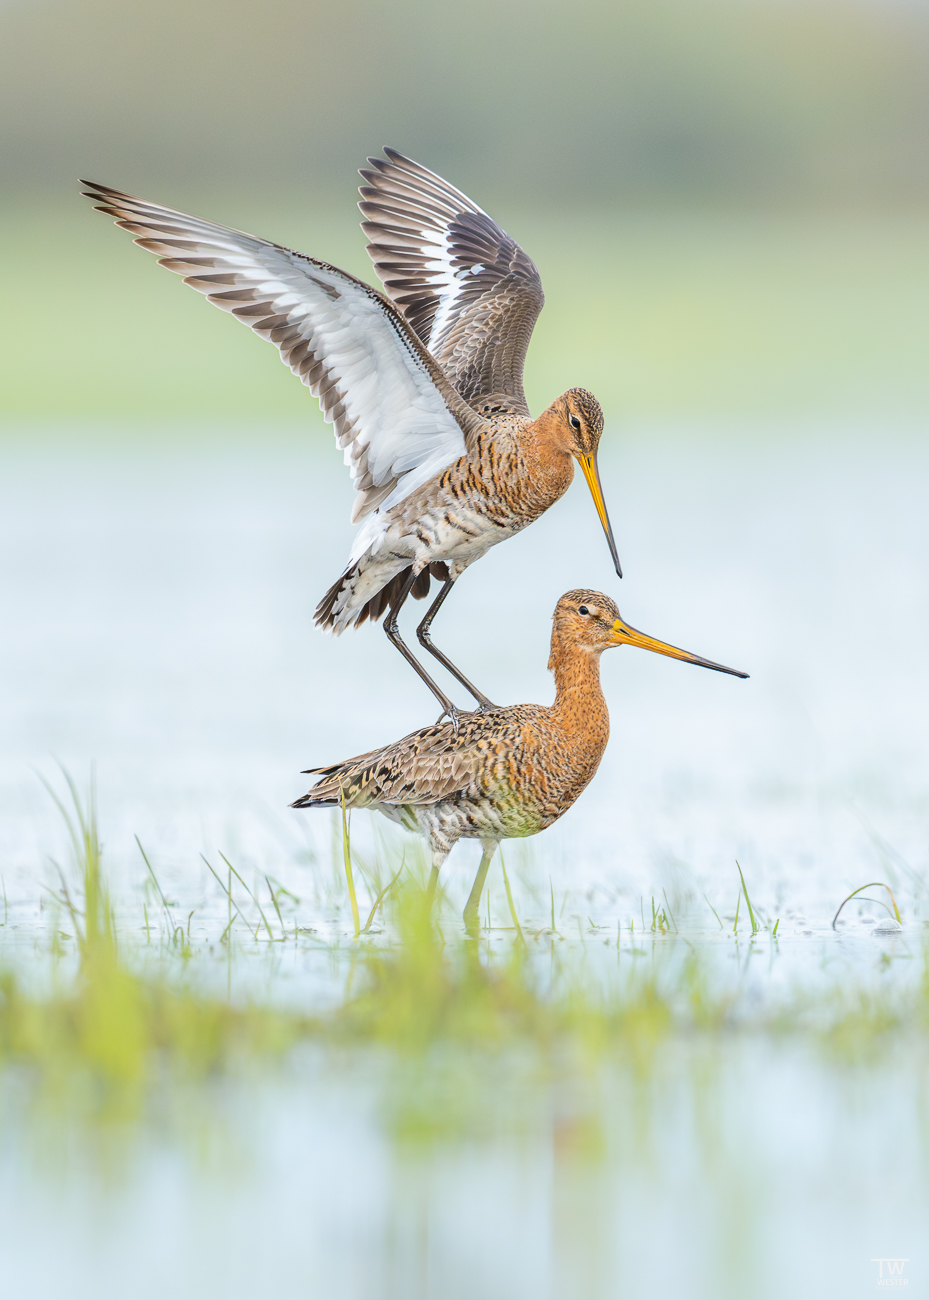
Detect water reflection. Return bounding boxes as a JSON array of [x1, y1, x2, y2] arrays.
[[2, 1035, 925, 1299]]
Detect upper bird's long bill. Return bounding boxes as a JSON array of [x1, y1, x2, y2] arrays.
[[576, 454, 622, 579], [610, 616, 749, 679]]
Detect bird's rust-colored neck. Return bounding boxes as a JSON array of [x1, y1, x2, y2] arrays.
[[548, 637, 610, 747], [550, 642, 605, 702], [531, 404, 576, 453], [509, 410, 575, 512]]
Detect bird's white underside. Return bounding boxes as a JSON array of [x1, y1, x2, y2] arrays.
[[113, 210, 471, 562], [88, 166, 518, 602]]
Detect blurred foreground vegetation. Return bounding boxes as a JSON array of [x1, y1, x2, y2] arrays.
[[2, 778, 927, 1149]]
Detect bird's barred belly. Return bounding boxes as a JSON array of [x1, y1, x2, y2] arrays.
[[409, 502, 525, 572], [399, 797, 546, 851]]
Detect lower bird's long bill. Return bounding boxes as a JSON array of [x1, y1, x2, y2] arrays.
[[611, 616, 748, 679], [576, 453, 622, 579]]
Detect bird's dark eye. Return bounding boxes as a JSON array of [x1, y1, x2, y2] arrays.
[[569, 415, 581, 432], [578, 605, 589, 616]]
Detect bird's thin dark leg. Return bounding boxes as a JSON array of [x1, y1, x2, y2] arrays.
[[384, 569, 461, 724], [463, 842, 497, 934], [416, 577, 497, 711]]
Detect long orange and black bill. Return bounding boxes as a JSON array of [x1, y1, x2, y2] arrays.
[[576, 453, 622, 579], [610, 614, 748, 679]]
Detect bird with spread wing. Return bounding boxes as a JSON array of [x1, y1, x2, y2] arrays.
[[82, 149, 622, 723]]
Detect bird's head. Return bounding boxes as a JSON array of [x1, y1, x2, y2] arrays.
[[553, 388, 604, 456], [549, 589, 749, 678], [540, 389, 621, 579]]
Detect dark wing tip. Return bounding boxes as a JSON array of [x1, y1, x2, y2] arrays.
[[80, 180, 119, 197], [359, 147, 415, 181], [291, 792, 339, 809], [359, 147, 404, 181], [80, 181, 134, 215]]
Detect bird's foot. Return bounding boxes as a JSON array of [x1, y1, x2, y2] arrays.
[[463, 905, 481, 938], [476, 699, 498, 714], [436, 704, 461, 735]]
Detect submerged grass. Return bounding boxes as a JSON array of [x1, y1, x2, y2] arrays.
[[2, 779, 928, 1142]]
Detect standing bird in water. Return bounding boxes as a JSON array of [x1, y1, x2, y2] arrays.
[[293, 591, 747, 927], [81, 150, 621, 724]]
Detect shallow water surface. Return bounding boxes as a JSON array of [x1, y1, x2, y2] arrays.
[[0, 422, 927, 1298], [2, 423, 927, 913]]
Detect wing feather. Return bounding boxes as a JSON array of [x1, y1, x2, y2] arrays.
[[359, 148, 545, 417], [81, 181, 489, 523], [295, 712, 526, 809]]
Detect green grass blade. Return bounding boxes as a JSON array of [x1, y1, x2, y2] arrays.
[[202, 856, 252, 938], [363, 863, 404, 934], [662, 889, 679, 933], [736, 862, 758, 934], [703, 894, 724, 929], [832, 881, 902, 929], [136, 836, 175, 931], [340, 789, 361, 939], [219, 853, 275, 941], [500, 853, 525, 944], [265, 876, 286, 932]]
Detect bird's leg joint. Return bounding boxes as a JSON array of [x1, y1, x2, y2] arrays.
[[435, 704, 461, 735]]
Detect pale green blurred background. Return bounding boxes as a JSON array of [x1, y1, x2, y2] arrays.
[[4, 0, 929, 424]]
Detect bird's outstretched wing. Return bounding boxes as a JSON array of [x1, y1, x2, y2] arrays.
[[81, 182, 488, 523], [359, 149, 545, 418]]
